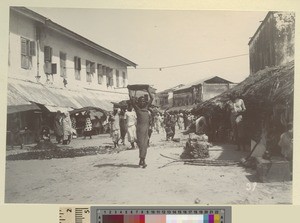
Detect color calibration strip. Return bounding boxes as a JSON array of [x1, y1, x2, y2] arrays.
[[101, 214, 221, 223], [92, 207, 231, 223]]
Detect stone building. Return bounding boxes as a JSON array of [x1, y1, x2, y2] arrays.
[[249, 11, 295, 75]]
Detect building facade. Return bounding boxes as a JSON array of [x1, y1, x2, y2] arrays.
[[8, 7, 136, 103], [249, 11, 295, 75], [7, 7, 137, 145], [156, 84, 184, 109], [173, 76, 235, 107]]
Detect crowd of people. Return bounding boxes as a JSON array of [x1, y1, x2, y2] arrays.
[[49, 92, 242, 162], [8, 89, 292, 174], [52, 110, 109, 145]]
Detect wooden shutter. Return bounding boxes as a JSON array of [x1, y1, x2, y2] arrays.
[[77, 57, 81, 70], [86, 60, 91, 73], [51, 63, 57, 74], [29, 41, 36, 56], [97, 64, 103, 84], [102, 66, 106, 76], [60, 53, 66, 77], [122, 72, 126, 86], [21, 38, 27, 55], [44, 46, 52, 62], [74, 57, 81, 70], [109, 69, 114, 86], [74, 56, 78, 69], [45, 61, 52, 74], [90, 62, 95, 73], [116, 70, 119, 87]]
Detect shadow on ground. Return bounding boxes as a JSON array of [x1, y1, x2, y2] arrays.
[[211, 143, 249, 161]]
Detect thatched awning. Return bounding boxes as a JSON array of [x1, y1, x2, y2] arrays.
[[195, 61, 294, 113]]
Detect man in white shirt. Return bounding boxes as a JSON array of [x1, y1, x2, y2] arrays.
[[125, 104, 137, 149]]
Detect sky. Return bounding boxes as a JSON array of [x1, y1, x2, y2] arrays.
[[30, 7, 267, 91]]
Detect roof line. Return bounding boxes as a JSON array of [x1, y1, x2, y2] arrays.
[[174, 75, 232, 92], [11, 7, 137, 67], [248, 11, 273, 46]]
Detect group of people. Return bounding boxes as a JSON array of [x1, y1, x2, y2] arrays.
[[49, 91, 293, 172], [53, 111, 73, 145], [107, 87, 154, 168], [108, 104, 138, 150], [53, 110, 95, 144]]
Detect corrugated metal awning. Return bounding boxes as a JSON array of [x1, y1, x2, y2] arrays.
[[7, 82, 41, 114], [7, 103, 41, 114], [167, 104, 196, 112], [44, 105, 73, 113], [8, 79, 125, 112], [7, 83, 32, 106]]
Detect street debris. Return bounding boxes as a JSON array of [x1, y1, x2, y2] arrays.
[[6, 145, 120, 161], [159, 153, 239, 168], [180, 134, 210, 159]]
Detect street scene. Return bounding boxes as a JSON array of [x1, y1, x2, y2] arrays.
[[5, 8, 294, 204]]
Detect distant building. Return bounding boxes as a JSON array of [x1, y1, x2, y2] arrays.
[[249, 11, 295, 75], [156, 84, 184, 109], [173, 76, 235, 107]]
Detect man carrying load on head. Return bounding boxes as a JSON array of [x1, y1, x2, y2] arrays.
[[128, 85, 153, 168]]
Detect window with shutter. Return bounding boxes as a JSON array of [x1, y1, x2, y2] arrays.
[[102, 66, 106, 76], [77, 57, 81, 70], [74, 56, 81, 80], [29, 41, 36, 56], [86, 60, 91, 73], [45, 61, 52, 74], [109, 69, 114, 86], [60, 52, 66, 78], [21, 38, 27, 56], [21, 37, 32, 69], [106, 67, 113, 87], [74, 56, 78, 69], [44, 46, 52, 62], [97, 64, 103, 84], [91, 62, 95, 74], [86, 60, 92, 82], [116, 70, 120, 87], [122, 71, 126, 87], [51, 64, 57, 74]]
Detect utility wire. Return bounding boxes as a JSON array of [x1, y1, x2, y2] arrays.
[[62, 53, 249, 71], [158, 53, 249, 70], [129, 53, 249, 70]]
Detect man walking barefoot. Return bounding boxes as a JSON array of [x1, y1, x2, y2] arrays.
[[129, 86, 153, 168]]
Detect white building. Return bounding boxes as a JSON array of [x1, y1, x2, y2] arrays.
[[8, 7, 137, 112]]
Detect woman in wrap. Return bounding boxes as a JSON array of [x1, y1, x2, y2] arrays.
[[83, 111, 93, 139], [109, 108, 121, 148], [54, 111, 63, 143], [129, 87, 153, 168], [62, 112, 72, 145]]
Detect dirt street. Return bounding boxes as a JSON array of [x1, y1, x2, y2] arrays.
[[5, 130, 292, 204]]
